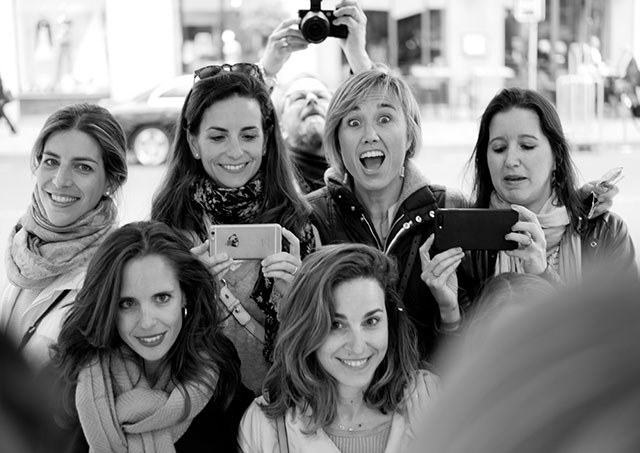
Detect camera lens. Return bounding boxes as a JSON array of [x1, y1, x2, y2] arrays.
[[300, 11, 330, 43]]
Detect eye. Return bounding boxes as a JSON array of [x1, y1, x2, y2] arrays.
[[491, 146, 506, 153], [241, 134, 258, 141], [42, 158, 58, 167], [155, 293, 171, 304], [378, 115, 391, 124], [365, 316, 380, 327], [330, 320, 343, 330], [520, 143, 536, 151], [209, 135, 225, 142], [346, 118, 360, 127], [118, 299, 134, 310], [77, 163, 94, 173]]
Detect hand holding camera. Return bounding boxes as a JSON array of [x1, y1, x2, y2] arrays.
[[299, 0, 349, 43]]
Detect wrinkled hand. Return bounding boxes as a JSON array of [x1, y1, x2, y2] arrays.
[[580, 179, 620, 218], [261, 18, 309, 76], [505, 205, 547, 274], [405, 371, 439, 438], [333, 0, 372, 73], [191, 241, 234, 281], [419, 234, 464, 322], [261, 227, 301, 297]]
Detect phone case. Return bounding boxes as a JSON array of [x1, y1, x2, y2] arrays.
[[434, 209, 518, 251], [210, 224, 282, 259]]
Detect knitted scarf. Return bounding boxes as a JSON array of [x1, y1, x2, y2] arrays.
[[5, 190, 117, 290], [190, 171, 316, 361], [491, 192, 582, 283], [76, 349, 215, 453]]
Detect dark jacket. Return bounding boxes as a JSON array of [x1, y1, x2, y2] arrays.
[[57, 381, 254, 452], [307, 162, 467, 360], [463, 211, 638, 300]]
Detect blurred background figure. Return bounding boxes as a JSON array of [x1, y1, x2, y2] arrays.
[[411, 276, 640, 453], [0, 72, 17, 134]]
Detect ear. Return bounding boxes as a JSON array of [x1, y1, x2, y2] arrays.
[[186, 132, 201, 159]]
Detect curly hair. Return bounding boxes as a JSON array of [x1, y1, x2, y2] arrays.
[[262, 243, 420, 433], [151, 71, 310, 240], [30, 103, 128, 196], [468, 87, 584, 230], [323, 68, 422, 180], [53, 221, 241, 420]]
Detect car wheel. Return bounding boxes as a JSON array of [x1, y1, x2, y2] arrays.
[[131, 126, 170, 166]]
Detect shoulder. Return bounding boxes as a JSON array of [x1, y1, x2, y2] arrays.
[[237, 396, 279, 452], [583, 211, 631, 239]]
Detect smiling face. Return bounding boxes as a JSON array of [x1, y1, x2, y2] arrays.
[[316, 277, 389, 395], [280, 77, 331, 154], [487, 108, 555, 213], [117, 254, 184, 375], [35, 130, 109, 227], [188, 95, 265, 188], [337, 91, 408, 197]]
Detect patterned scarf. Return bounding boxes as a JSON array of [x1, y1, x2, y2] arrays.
[[76, 348, 215, 453], [491, 192, 582, 283], [191, 171, 265, 226], [5, 190, 117, 290]]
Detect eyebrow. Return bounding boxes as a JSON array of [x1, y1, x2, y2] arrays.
[[349, 102, 398, 112], [42, 151, 99, 165], [333, 308, 384, 320], [489, 133, 539, 145], [205, 126, 260, 132]]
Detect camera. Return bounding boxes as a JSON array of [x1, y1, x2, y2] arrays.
[[298, 0, 348, 44]]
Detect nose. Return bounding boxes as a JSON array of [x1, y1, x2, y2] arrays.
[[504, 143, 520, 168], [362, 123, 379, 145], [139, 304, 158, 330], [52, 164, 73, 187], [305, 92, 319, 105], [226, 137, 244, 159], [346, 327, 367, 355]]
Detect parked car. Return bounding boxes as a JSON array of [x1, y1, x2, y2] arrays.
[[104, 75, 192, 166]]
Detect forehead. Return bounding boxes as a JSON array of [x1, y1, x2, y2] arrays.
[[348, 88, 401, 110], [285, 77, 330, 97], [489, 108, 545, 136], [44, 129, 103, 161]]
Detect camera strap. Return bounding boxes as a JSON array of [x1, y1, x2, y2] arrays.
[[219, 281, 265, 344], [18, 289, 70, 352]]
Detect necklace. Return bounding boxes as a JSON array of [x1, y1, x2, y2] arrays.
[[337, 422, 363, 432]]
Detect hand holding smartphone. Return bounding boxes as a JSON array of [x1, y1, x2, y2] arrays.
[[588, 167, 624, 219], [434, 209, 518, 251], [208, 223, 283, 260]]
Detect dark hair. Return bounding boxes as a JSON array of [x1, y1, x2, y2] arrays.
[[262, 243, 420, 433], [53, 221, 241, 420], [30, 103, 128, 196], [151, 72, 310, 239], [324, 68, 422, 179], [469, 87, 584, 230]]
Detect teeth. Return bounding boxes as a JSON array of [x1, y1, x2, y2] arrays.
[[137, 333, 163, 344], [360, 150, 384, 159], [340, 358, 368, 368], [220, 163, 246, 171], [50, 193, 77, 203]]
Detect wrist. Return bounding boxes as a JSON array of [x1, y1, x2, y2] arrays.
[[257, 60, 278, 92], [439, 305, 461, 325]]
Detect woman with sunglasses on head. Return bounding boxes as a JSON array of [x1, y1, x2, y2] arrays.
[[151, 64, 317, 394], [238, 243, 437, 453], [52, 221, 253, 452], [1, 103, 127, 370]]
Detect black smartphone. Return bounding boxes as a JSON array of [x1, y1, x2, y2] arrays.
[[434, 209, 518, 251]]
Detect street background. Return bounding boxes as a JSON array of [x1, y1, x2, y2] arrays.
[[1, 111, 639, 278]]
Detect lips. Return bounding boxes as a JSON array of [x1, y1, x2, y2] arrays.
[[135, 332, 166, 347], [218, 162, 248, 172], [359, 150, 385, 171], [504, 174, 526, 183], [48, 192, 79, 204], [337, 357, 371, 369]]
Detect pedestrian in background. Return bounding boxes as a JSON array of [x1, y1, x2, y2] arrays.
[[0, 72, 17, 134], [0, 103, 127, 369]]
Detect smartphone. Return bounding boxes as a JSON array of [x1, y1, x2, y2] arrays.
[[587, 166, 624, 219], [434, 209, 518, 251], [209, 224, 282, 259]]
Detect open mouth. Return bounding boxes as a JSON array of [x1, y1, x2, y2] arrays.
[[219, 163, 248, 172], [504, 175, 526, 183], [359, 150, 385, 171], [48, 192, 79, 204], [135, 332, 166, 347]]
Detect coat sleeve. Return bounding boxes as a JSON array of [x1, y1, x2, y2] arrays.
[[237, 398, 278, 453]]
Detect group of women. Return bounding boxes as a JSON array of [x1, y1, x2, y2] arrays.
[[1, 52, 637, 451]]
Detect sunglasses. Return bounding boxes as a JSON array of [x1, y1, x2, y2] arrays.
[[193, 63, 265, 84]]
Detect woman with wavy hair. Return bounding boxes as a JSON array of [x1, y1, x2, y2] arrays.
[[151, 65, 317, 393], [1, 103, 127, 369], [238, 243, 437, 452], [52, 221, 253, 452]]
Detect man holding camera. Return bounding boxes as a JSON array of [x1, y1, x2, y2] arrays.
[[259, 0, 372, 192]]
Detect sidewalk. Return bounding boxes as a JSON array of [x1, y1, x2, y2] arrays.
[[2, 112, 640, 157]]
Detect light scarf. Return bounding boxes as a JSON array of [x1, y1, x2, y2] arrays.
[[5, 190, 117, 290], [76, 349, 215, 453], [490, 192, 582, 283]]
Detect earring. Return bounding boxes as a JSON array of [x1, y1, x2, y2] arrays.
[[342, 172, 349, 185], [183, 305, 188, 318], [104, 190, 110, 197], [194, 153, 200, 159], [400, 165, 405, 178], [551, 169, 560, 190]]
